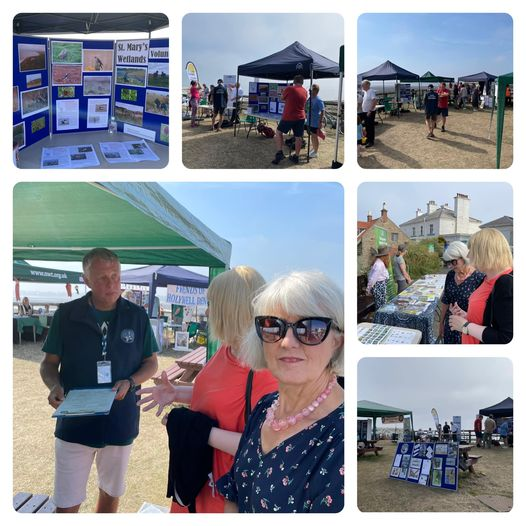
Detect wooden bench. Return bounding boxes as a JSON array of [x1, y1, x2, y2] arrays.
[[13, 492, 56, 513], [357, 446, 383, 457], [152, 347, 207, 386]]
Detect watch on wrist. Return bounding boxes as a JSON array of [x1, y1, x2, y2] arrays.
[[461, 322, 470, 335], [127, 376, 137, 392]]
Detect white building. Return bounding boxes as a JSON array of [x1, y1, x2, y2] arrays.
[[479, 216, 513, 250], [400, 193, 481, 242]]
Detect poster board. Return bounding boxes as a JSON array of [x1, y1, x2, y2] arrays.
[[50, 38, 114, 135], [388, 441, 459, 491], [114, 38, 169, 145], [248, 81, 287, 116], [13, 36, 50, 150]]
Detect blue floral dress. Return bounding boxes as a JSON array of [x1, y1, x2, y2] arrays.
[[441, 269, 485, 344], [217, 392, 344, 513]]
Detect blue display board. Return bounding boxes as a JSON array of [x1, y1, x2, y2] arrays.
[[114, 38, 169, 145], [248, 81, 287, 116], [13, 36, 50, 150], [50, 39, 114, 135], [388, 441, 459, 491]]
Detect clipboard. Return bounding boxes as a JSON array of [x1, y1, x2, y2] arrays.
[[52, 387, 117, 418]]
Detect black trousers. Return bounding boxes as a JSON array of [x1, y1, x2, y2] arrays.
[[360, 110, 376, 145]]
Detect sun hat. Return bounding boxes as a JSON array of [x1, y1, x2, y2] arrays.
[[442, 241, 469, 262]]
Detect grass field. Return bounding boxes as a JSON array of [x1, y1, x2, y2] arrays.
[[12, 341, 187, 512]]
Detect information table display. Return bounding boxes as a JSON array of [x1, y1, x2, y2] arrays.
[[373, 274, 446, 344], [389, 441, 459, 491]]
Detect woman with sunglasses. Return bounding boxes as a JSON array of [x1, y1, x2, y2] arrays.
[[218, 271, 344, 512], [448, 229, 513, 344], [439, 241, 484, 344], [137, 267, 278, 512]]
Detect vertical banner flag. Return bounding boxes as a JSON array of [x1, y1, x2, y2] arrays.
[[186, 61, 199, 83]]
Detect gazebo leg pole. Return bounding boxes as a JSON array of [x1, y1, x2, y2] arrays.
[[306, 66, 313, 163]]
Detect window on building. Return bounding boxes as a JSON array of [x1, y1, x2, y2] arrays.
[[429, 224, 434, 235], [358, 243, 362, 256], [391, 232, 399, 242], [420, 226, 424, 236], [412, 227, 416, 237]]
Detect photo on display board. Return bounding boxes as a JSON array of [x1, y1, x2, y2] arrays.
[[174, 331, 189, 351], [26, 73, 42, 89], [145, 89, 169, 116], [83, 75, 112, 96], [160, 123, 169, 143], [18, 43, 46, 72], [20, 86, 49, 119], [147, 62, 169, 88], [58, 86, 75, 98], [115, 101, 144, 126], [82, 49, 114, 72], [52, 64, 82, 86], [51, 41, 83, 64], [13, 86, 19, 112], [121, 88, 138, 101], [13, 122, 25, 149], [115, 66, 147, 87], [31, 116, 46, 133]]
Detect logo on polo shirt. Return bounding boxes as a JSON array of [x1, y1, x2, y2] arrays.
[[121, 329, 135, 343]]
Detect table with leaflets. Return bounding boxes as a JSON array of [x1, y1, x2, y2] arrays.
[[373, 274, 446, 344]]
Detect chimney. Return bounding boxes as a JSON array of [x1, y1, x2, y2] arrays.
[[416, 208, 422, 217], [454, 193, 470, 234], [367, 211, 372, 222], [427, 200, 438, 214], [380, 202, 388, 222]]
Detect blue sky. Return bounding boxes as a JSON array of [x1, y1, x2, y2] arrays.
[[358, 183, 513, 225], [358, 13, 513, 78], [182, 13, 344, 100], [20, 183, 344, 301], [358, 358, 512, 429]]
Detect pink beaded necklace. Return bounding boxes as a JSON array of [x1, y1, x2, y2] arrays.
[[264, 375, 338, 432]]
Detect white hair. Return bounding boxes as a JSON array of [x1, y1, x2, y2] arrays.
[[241, 271, 344, 375], [443, 241, 469, 263]]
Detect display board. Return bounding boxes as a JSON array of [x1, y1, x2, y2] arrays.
[[248, 81, 287, 115], [50, 39, 114, 135], [114, 38, 169, 145], [13, 36, 50, 151], [389, 441, 459, 491]]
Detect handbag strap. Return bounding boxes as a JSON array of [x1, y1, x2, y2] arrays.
[[244, 369, 254, 425]]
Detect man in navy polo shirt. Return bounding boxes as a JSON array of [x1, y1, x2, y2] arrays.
[[40, 248, 158, 513], [424, 84, 439, 139]]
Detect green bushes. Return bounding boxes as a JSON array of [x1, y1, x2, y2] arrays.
[[404, 238, 444, 280]]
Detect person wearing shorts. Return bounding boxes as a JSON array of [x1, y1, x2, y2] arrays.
[[304, 84, 325, 158], [437, 82, 450, 132], [40, 248, 158, 512], [211, 79, 228, 132], [272, 75, 308, 165], [424, 84, 439, 139]]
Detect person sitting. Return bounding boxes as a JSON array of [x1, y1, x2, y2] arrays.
[[19, 296, 33, 315], [217, 270, 344, 512]]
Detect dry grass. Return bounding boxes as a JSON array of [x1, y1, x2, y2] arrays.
[[357, 107, 513, 169], [357, 440, 513, 512], [12, 341, 188, 512], [182, 116, 344, 169]]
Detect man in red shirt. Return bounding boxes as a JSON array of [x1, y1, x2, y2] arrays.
[[437, 82, 450, 132], [272, 75, 308, 165], [474, 414, 483, 447]]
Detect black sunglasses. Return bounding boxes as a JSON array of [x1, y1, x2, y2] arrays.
[[444, 259, 459, 266], [255, 316, 338, 346]]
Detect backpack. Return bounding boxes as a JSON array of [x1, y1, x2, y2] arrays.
[[257, 122, 275, 138]]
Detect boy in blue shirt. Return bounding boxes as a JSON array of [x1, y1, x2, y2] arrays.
[[424, 84, 439, 139], [305, 84, 325, 158]]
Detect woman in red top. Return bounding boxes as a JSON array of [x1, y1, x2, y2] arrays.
[[449, 228, 513, 344], [189, 80, 202, 127], [137, 266, 278, 512]]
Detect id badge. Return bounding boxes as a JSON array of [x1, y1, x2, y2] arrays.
[[97, 360, 112, 384]]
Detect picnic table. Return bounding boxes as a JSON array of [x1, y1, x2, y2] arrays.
[[358, 439, 383, 456], [152, 346, 206, 386], [459, 444, 482, 473], [373, 274, 446, 344]]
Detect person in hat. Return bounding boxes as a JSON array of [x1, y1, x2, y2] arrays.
[[366, 245, 390, 309], [392, 244, 412, 294], [439, 241, 484, 344], [211, 79, 229, 132], [424, 84, 439, 139]]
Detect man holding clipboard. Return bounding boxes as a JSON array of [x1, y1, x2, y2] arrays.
[[40, 248, 159, 513]]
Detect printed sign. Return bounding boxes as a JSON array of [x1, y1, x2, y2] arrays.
[[185, 61, 199, 83], [167, 285, 207, 307], [116, 40, 149, 66]]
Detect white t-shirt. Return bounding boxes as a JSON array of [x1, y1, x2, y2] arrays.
[[362, 88, 377, 112], [228, 87, 244, 108]]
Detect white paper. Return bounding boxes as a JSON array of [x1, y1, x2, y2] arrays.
[[56, 99, 79, 131], [269, 101, 277, 113], [68, 144, 100, 168], [52, 388, 116, 418], [99, 142, 133, 163], [123, 140, 160, 162], [41, 146, 71, 169], [421, 459, 432, 475], [249, 82, 257, 93], [87, 98, 109, 129], [393, 454, 402, 467]]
